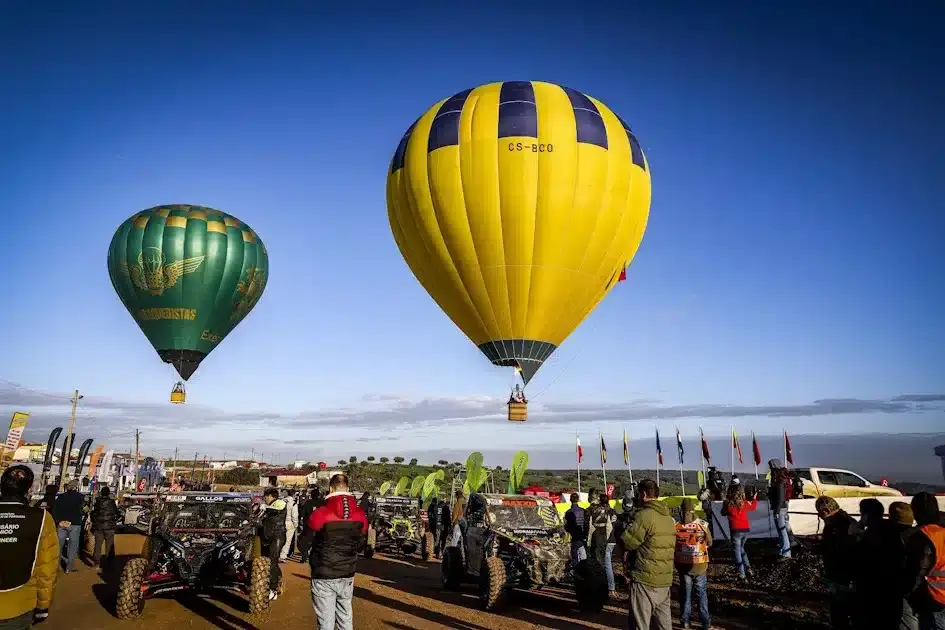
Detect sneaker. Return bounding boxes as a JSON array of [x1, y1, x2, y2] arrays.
[[681, 624, 691, 629], [268, 590, 278, 601], [746, 567, 754, 577]]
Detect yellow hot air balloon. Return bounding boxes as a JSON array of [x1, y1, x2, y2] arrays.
[[387, 81, 651, 387]]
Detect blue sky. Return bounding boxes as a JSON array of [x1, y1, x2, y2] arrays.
[[2, 3, 943, 470]]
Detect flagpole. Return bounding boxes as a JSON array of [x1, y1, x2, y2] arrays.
[[625, 427, 634, 486], [599, 430, 608, 491], [731, 425, 735, 478], [783, 429, 787, 465], [655, 426, 660, 488]]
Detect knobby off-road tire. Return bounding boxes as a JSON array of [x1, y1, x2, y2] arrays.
[[115, 557, 148, 619], [422, 531, 436, 561], [479, 556, 507, 611], [363, 527, 376, 558], [250, 535, 262, 560], [248, 556, 271, 615], [442, 546, 464, 590], [140, 536, 153, 561], [574, 558, 608, 613]]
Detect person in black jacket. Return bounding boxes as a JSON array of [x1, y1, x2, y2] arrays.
[[815, 496, 863, 630], [51, 481, 85, 572], [438, 498, 451, 556], [297, 488, 319, 563], [260, 488, 287, 601], [564, 493, 588, 563], [427, 496, 441, 558], [90, 487, 118, 567]]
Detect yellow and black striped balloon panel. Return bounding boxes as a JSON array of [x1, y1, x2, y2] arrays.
[[389, 81, 647, 174]]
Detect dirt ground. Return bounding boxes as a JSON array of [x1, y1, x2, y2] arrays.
[[42, 534, 829, 630]]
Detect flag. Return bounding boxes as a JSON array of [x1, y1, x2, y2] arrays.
[[656, 429, 664, 467], [784, 431, 794, 465], [623, 429, 630, 466], [618, 266, 627, 282], [752, 431, 761, 467], [676, 427, 684, 465], [732, 428, 743, 464], [576, 436, 584, 464], [600, 434, 607, 466], [700, 427, 711, 463]]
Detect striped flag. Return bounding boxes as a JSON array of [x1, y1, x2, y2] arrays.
[[623, 429, 630, 466], [576, 435, 583, 464], [676, 427, 684, 465], [732, 428, 743, 464], [656, 429, 664, 467]]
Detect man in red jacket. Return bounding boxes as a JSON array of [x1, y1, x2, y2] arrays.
[[307, 473, 367, 630]]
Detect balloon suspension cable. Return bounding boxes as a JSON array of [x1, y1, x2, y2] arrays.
[[524, 321, 600, 401]]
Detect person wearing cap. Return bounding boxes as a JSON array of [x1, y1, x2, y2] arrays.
[[815, 495, 862, 629], [674, 497, 713, 630], [767, 459, 793, 559], [0, 465, 59, 629], [51, 480, 84, 573]]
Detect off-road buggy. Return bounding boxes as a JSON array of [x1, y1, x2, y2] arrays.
[[365, 495, 435, 560], [442, 493, 608, 612], [117, 492, 160, 533], [115, 492, 274, 619]]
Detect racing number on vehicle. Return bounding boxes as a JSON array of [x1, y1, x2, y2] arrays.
[[507, 142, 553, 153]]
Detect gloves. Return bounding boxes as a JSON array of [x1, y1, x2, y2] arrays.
[[34, 609, 49, 624]]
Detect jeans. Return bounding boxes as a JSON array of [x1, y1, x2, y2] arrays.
[[774, 508, 792, 558], [311, 577, 354, 630], [92, 528, 115, 563], [603, 543, 616, 590], [901, 598, 919, 630], [628, 582, 672, 630], [732, 531, 750, 578], [57, 524, 81, 570], [280, 529, 297, 560], [680, 572, 711, 628]]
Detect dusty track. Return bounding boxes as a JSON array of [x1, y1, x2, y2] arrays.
[[43, 534, 823, 629]]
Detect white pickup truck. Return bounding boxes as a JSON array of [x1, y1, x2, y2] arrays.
[[793, 467, 903, 499]]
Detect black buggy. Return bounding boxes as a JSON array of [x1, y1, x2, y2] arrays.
[[365, 495, 434, 560], [115, 492, 273, 619], [442, 493, 608, 612]]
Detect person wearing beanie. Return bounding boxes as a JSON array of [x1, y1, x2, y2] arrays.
[[816, 495, 862, 629], [674, 497, 713, 630], [0, 465, 60, 629]]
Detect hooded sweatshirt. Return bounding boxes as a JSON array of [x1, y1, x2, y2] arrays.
[[307, 492, 368, 579]]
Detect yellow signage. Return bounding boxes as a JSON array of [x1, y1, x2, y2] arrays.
[[136, 308, 197, 321], [2, 411, 30, 461]]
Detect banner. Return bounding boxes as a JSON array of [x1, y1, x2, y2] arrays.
[[88, 445, 105, 479], [42, 427, 62, 475], [1, 412, 30, 464], [57, 433, 75, 483], [97, 450, 114, 483], [74, 438, 94, 479]]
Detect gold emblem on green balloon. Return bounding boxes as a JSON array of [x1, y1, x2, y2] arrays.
[[119, 247, 206, 296]]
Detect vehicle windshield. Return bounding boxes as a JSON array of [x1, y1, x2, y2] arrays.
[[161, 503, 251, 531], [489, 501, 561, 531], [376, 499, 417, 520]]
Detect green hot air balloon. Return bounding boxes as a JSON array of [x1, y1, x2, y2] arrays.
[[107, 205, 268, 402]]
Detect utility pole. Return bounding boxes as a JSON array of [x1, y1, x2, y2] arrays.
[[58, 391, 83, 492], [191, 452, 198, 484], [171, 447, 178, 482], [133, 429, 141, 489]]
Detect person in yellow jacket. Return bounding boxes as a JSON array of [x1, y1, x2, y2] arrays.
[[0, 465, 59, 630]]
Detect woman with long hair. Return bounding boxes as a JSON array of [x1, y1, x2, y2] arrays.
[[767, 460, 793, 559], [723, 481, 757, 580]]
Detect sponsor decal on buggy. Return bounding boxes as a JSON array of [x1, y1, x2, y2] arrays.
[[500, 499, 539, 507]]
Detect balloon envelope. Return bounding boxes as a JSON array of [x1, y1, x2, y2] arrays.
[[107, 204, 268, 380], [386, 81, 651, 384]]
